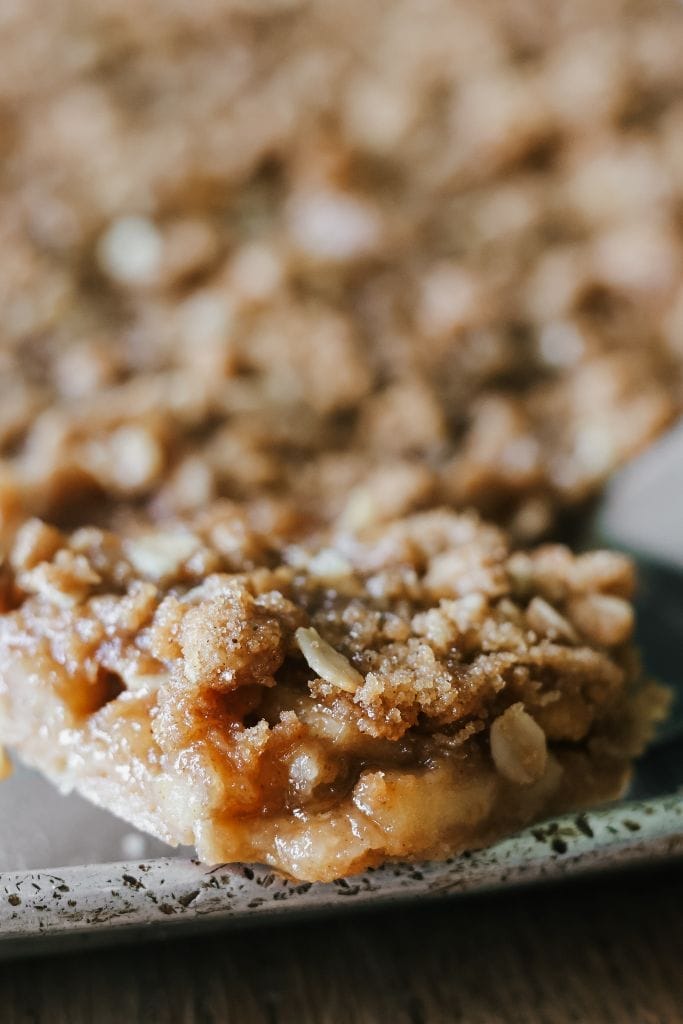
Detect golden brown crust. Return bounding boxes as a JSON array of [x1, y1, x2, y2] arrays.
[[0, 508, 668, 880]]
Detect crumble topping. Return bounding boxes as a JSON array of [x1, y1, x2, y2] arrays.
[[0, 0, 681, 548]]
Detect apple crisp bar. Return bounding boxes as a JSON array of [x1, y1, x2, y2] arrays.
[[0, 508, 666, 880], [0, 0, 677, 878]]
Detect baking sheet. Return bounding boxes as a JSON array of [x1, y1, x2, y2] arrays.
[[0, 785, 681, 958], [1, 732, 682, 957]]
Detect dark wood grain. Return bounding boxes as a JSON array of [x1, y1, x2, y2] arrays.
[[4, 865, 683, 1024]]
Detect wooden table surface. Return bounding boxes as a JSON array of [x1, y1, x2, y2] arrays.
[[3, 863, 683, 1023]]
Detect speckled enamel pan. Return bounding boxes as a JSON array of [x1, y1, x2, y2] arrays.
[[1, 793, 681, 958]]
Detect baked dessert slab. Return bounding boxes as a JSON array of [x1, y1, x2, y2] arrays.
[[0, 506, 667, 881]]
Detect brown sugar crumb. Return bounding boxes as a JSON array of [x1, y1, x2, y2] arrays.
[[0, 506, 667, 880]]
